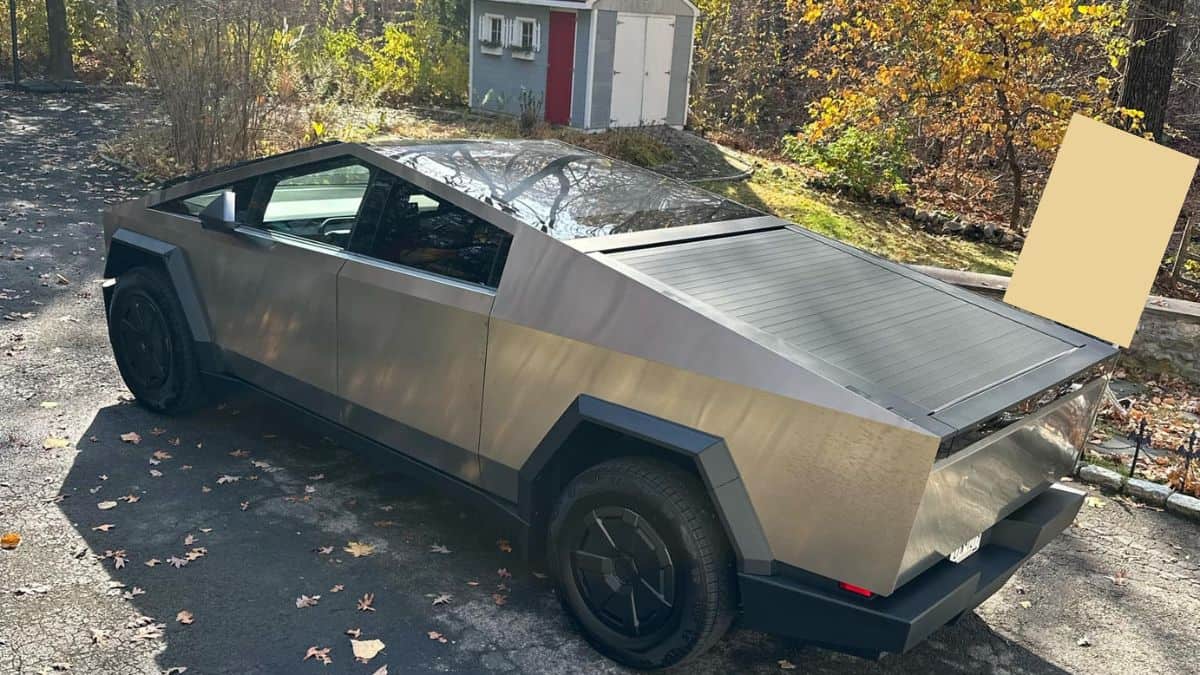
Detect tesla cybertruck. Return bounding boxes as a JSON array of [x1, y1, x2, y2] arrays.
[[102, 139, 1116, 668]]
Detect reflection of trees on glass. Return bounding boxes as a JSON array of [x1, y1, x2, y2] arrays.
[[378, 140, 760, 240]]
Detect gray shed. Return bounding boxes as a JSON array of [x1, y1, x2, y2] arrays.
[[468, 0, 699, 130]]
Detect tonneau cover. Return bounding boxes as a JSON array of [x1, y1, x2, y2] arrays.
[[607, 226, 1116, 433]]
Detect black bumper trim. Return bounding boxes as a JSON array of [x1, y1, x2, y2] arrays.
[[737, 483, 1085, 656]]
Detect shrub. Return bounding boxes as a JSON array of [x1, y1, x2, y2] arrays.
[[782, 126, 911, 197], [517, 89, 543, 137], [595, 131, 674, 167]]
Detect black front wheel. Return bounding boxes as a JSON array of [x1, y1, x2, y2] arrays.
[[547, 458, 736, 669], [107, 267, 205, 414]]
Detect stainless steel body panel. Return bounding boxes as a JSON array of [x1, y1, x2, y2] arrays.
[[102, 139, 1118, 598], [899, 377, 1106, 585], [337, 254, 494, 473]]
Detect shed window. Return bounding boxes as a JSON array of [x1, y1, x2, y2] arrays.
[[479, 13, 505, 55], [511, 17, 540, 58]]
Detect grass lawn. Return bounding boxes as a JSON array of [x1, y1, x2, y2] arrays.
[[696, 153, 1018, 275]]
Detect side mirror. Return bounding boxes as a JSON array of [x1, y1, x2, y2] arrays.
[[199, 191, 238, 233]]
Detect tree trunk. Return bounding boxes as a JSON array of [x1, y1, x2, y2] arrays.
[[115, 0, 133, 79], [44, 0, 75, 81], [1118, 0, 1183, 141]]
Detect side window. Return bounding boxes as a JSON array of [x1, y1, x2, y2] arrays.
[[257, 159, 373, 248], [364, 183, 512, 288], [156, 176, 258, 221]]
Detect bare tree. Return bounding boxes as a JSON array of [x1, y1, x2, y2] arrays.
[[1119, 0, 1184, 141], [44, 0, 76, 81]]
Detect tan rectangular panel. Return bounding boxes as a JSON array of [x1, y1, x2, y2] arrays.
[[1005, 115, 1197, 347]]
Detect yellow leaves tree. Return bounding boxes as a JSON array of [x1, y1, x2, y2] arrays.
[[794, 0, 1127, 229]]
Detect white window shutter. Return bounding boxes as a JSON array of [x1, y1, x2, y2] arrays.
[[534, 21, 542, 52], [478, 15, 485, 39]]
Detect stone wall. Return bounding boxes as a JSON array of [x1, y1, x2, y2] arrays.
[[911, 266, 1200, 383]]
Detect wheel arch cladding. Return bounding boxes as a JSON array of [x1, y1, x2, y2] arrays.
[[105, 229, 218, 368], [520, 395, 774, 574]]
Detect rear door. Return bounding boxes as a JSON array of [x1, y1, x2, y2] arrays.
[[337, 173, 512, 483]]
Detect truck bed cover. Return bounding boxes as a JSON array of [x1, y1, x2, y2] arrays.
[[607, 225, 1116, 434]]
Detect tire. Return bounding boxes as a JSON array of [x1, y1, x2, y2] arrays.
[[547, 457, 736, 670], [107, 266, 205, 414]]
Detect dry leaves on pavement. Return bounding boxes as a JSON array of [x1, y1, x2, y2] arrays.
[[350, 638, 385, 663], [304, 646, 332, 665], [176, 610, 194, 625], [1, 532, 21, 549], [344, 541, 374, 558], [120, 432, 141, 444], [357, 593, 375, 612], [296, 594, 321, 609]]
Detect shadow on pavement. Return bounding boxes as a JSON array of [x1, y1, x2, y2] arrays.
[[57, 390, 1075, 675]]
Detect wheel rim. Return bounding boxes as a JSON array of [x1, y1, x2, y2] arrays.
[[570, 506, 676, 638], [116, 292, 172, 390]]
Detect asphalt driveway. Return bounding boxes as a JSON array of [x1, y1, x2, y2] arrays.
[[1, 88, 1198, 675]]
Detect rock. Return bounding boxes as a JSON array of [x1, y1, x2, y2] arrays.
[[1123, 478, 1173, 506], [1077, 464, 1124, 490], [943, 220, 966, 234], [900, 204, 917, 219], [1166, 492, 1200, 521]]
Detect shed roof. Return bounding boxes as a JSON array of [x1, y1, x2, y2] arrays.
[[478, 0, 699, 15]]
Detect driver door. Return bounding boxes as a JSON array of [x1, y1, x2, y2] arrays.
[[178, 158, 377, 418]]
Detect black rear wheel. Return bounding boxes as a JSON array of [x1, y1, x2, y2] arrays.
[[107, 267, 205, 414], [548, 458, 735, 669]]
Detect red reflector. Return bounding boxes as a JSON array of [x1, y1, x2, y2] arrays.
[[838, 581, 874, 598]]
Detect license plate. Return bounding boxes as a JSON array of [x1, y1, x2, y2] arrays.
[[949, 534, 981, 563]]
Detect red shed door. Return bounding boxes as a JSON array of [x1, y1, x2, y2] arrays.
[[545, 12, 576, 125]]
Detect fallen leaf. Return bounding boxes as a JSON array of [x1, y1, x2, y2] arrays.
[[97, 501, 118, 510], [779, 660, 797, 670], [308, 473, 325, 481], [330, 584, 344, 593], [344, 541, 375, 558], [216, 474, 240, 485], [92, 524, 115, 532], [152, 450, 172, 461], [89, 628, 108, 644], [0, 532, 21, 549], [199, 528, 212, 534], [496, 539, 512, 553], [120, 432, 141, 444], [184, 534, 196, 546], [296, 594, 321, 608], [466, 581, 480, 587], [1086, 496, 1106, 508], [149, 469, 163, 478], [185, 547, 207, 561], [1077, 636, 1092, 647], [357, 593, 376, 612], [304, 646, 332, 665], [150, 427, 167, 436], [350, 638, 385, 663], [40, 401, 58, 408], [304, 485, 316, 494], [345, 628, 361, 639], [316, 545, 334, 555], [43, 437, 71, 449], [427, 631, 445, 642], [429, 544, 451, 554], [120, 494, 140, 503], [371, 667, 387, 675], [497, 568, 511, 579], [201, 486, 212, 493], [239, 501, 249, 511], [123, 587, 145, 599], [229, 449, 249, 458], [167, 556, 188, 569], [492, 593, 507, 606], [162, 667, 188, 675], [1018, 600, 1032, 609], [144, 558, 161, 567], [432, 593, 451, 606], [176, 610, 194, 625]]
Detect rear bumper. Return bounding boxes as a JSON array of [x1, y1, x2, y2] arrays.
[[737, 482, 1084, 657]]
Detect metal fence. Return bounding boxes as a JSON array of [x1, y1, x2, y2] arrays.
[[1126, 418, 1199, 493]]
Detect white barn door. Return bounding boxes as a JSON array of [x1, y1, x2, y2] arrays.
[[641, 16, 674, 125], [611, 13, 675, 127], [611, 15, 646, 126]]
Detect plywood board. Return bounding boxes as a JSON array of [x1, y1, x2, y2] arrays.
[[1005, 115, 1197, 347]]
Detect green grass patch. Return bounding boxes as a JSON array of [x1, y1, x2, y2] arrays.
[[699, 157, 1017, 275]]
